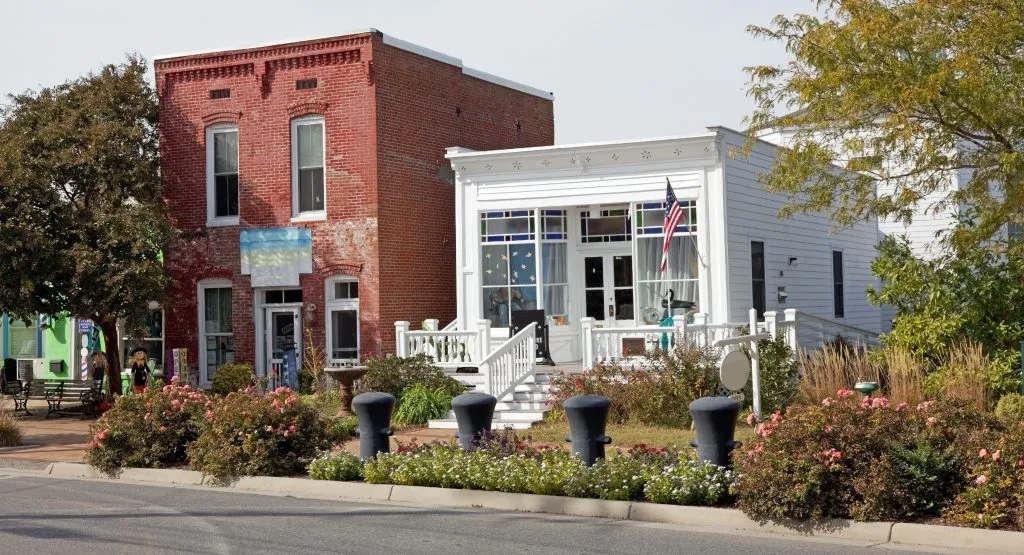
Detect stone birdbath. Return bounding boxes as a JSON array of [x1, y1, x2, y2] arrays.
[[325, 366, 369, 418]]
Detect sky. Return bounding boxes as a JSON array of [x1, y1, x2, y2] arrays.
[[1, 0, 812, 144]]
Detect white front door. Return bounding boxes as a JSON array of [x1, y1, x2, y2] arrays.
[[264, 307, 301, 389], [583, 253, 635, 327]]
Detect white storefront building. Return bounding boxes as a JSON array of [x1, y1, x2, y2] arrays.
[[443, 127, 884, 365]]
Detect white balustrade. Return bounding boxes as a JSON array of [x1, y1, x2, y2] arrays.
[[394, 320, 481, 368], [479, 322, 536, 400]]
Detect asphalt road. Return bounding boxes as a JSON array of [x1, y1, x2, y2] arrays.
[[0, 472, 940, 555]]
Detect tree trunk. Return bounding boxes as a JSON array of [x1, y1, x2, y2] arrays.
[[99, 319, 124, 396]]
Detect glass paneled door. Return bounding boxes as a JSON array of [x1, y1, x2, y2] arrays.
[[265, 307, 301, 390], [583, 254, 635, 327]]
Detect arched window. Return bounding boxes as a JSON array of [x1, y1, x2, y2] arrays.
[[325, 276, 359, 363]]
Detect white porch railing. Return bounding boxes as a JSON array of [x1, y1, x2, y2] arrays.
[[581, 309, 878, 369], [479, 322, 537, 401], [395, 319, 485, 369]]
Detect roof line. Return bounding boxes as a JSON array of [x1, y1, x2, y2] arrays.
[[447, 131, 719, 159]]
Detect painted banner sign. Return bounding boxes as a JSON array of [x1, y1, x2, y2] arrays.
[[240, 227, 313, 287]]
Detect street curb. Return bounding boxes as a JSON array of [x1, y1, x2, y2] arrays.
[[890, 523, 1023, 553], [41, 463, 1024, 552]]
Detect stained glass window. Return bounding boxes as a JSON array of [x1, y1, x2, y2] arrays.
[[580, 207, 631, 243], [635, 201, 697, 235]]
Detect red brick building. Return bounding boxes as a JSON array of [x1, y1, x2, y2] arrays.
[[156, 30, 554, 385]]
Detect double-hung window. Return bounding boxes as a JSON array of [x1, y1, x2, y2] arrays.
[[206, 124, 239, 226], [292, 115, 326, 218], [199, 281, 233, 382], [325, 277, 359, 363]]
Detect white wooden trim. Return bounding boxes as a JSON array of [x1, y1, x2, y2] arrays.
[[197, 278, 233, 385], [290, 114, 327, 219], [324, 275, 360, 364], [205, 123, 239, 227]]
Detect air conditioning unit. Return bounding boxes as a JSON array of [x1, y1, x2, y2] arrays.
[[16, 358, 45, 381]]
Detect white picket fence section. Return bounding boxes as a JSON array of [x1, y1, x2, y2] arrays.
[[479, 322, 537, 402]]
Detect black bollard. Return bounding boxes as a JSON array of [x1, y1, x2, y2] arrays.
[[563, 395, 612, 466], [451, 392, 497, 450], [352, 392, 395, 460], [688, 396, 741, 468]]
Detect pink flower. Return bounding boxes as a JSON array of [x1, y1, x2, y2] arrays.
[[746, 413, 755, 425], [992, 450, 1001, 461], [265, 425, 273, 432], [288, 425, 296, 433], [97, 430, 107, 440], [836, 389, 854, 398], [159, 426, 167, 432], [896, 402, 908, 411], [822, 398, 833, 407], [871, 397, 890, 409], [144, 412, 151, 420], [975, 474, 988, 485], [89, 441, 99, 449], [824, 425, 834, 433], [171, 400, 181, 406], [979, 449, 989, 459], [926, 416, 938, 426]]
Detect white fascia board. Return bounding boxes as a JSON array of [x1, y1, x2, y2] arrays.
[[447, 132, 719, 161], [462, 67, 553, 100]]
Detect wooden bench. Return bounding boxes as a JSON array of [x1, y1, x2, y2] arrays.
[[8, 380, 103, 419]]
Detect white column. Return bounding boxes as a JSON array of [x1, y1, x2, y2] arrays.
[[581, 317, 595, 370], [394, 321, 410, 357], [749, 308, 762, 421], [424, 319, 439, 332], [476, 319, 492, 361], [672, 314, 687, 349], [784, 308, 798, 351], [764, 311, 777, 339]]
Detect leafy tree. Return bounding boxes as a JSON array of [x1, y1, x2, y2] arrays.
[[0, 56, 170, 395], [868, 234, 1024, 395], [745, 0, 1024, 252]]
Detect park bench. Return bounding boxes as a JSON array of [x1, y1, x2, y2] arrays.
[[7, 379, 103, 419]]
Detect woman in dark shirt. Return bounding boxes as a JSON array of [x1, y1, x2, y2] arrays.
[[128, 348, 150, 394]]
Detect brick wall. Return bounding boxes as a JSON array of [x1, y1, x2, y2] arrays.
[[373, 37, 555, 351], [156, 31, 553, 376]]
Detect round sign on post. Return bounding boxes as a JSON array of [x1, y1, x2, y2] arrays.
[[719, 350, 751, 391]]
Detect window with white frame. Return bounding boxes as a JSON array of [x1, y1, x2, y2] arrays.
[[540, 210, 569, 326], [580, 207, 631, 243], [122, 306, 164, 371], [291, 115, 325, 217], [206, 124, 239, 225], [7, 315, 42, 358], [480, 210, 538, 328], [199, 281, 233, 381], [325, 276, 359, 362], [634, 202, 700, 324]]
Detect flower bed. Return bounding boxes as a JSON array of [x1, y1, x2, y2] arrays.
[[736, 390, 1024, 530], [310, 432, 734, 506]]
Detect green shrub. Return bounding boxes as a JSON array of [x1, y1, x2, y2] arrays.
[[210, 362, 254, 396], [565, 454, 648, 501], [549, 345, 720, 427], [0, 412, 22, 447], [644, 458, 734, 506], [188, 387, 329, 484], [393, 384, 452, 426], [735, 391, 993, 522], [995, 393, 1024, 423], [86, 382, 210, 475], [744, 336, 798, 414], [325, 416, 358, 445], [308, 451, 364, 481], [357, 355, 465, 399], [943, 423, 1024, 529]]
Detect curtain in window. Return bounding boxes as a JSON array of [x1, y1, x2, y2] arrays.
[[8, 318, 39, 358], [635, 236, 699, 324], [542, 242, 569, 325]]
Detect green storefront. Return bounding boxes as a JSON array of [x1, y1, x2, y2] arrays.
[[2, 310, 164, 387]]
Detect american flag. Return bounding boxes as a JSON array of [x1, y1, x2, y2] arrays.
[[660, 178, 685, 273]]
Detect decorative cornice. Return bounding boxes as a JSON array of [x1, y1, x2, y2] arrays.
[[267, 49, 361, 71], [154, 35, 371, 71], [321, 262, 363, 276], [164, 63, 253, 84], [202, 111, 243, 125], [288, 101, 329, 118]]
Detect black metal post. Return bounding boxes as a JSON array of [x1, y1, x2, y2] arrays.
[[451, 392, 497, 449], [688, 396, 741, 468], [352, 392, 395, 460], [563, 394, 612, 466]]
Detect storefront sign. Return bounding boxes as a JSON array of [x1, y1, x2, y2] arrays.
[[78, 319, 93, 333]]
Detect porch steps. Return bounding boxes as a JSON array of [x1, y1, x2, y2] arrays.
[[428, 371, 554, 430]]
